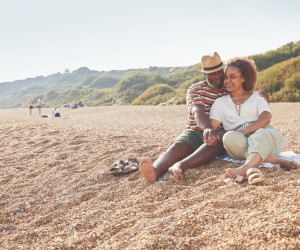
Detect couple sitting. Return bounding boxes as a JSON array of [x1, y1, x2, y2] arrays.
[[140, 52, 298, 184]]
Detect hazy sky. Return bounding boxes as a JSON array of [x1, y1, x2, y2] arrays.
[[1, 0, 299, 83]]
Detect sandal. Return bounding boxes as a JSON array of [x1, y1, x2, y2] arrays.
[[123, 158, 139, 174], [110, 160, 126, 175], [247, 168, 264, 185]]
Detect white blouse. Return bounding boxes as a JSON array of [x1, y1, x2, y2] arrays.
[[209, 91, 270, 131]]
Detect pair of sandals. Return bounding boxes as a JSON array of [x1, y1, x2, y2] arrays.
[[110, 158, 139, 175], [224, 168, 264, 185]]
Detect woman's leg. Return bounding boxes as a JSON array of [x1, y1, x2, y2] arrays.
[[226, 152, 262, 179], [264, 154, 299, 170], [223, 131, 248, 159], [247, 125, 297, 170], [247, 125, 284, 161]]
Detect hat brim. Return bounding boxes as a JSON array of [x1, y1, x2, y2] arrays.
[[197, 62, 226, 73]]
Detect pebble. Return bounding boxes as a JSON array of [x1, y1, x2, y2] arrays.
[[278, 197, 283, 202], [15, 205, 23, 213], [267, 233, 272, 238], [166, 216, 173, 221], [258, 232, 264, 237]]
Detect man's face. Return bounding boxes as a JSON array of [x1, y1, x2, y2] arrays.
[[205, 69, 224, 89]]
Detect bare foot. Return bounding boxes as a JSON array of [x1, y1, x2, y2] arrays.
[[168, 164, 184, 180], [226, 166, 248, 180], [139, 157, 157, 183], [279, 160, 299, 171]]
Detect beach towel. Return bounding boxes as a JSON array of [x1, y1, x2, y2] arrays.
[[216, 151, 300, 169]]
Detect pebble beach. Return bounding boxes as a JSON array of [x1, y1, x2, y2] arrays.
[[0, 103, 299, 249]]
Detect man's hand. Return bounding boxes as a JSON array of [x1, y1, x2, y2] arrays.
[[203, 128, 219, 147], [258, 91, 270, 104]]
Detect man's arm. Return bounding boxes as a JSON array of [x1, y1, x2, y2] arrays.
[[191, 105, 219, 146]]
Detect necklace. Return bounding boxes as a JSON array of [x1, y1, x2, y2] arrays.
[[232, 91, 249, 116], [234, 103, 241, 116]]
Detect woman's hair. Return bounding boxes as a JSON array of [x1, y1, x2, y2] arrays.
[[226, 57, 257, 92]]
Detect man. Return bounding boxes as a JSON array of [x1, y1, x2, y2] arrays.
[[140, 52, 228, 182]]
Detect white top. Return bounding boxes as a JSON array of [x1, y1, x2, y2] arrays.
[[53, 109, 60, 115], [209, 91, 270, 131]]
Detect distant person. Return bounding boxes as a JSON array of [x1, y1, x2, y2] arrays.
[[38, 98, 42, 116], [71, 102, 77, 109], [112, 97, 116, 105], [52, 107, 61, 117], [77, 101, 85, 108], [116, 99, 121, 105], [28, 98, 33, 117]]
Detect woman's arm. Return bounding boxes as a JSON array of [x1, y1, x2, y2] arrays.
[[210, 119, 222, 130], [239, 111, 271, 135]]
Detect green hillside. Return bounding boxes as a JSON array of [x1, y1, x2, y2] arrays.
[[249, 41, 300, 71], [256, 56, 300, 101], [0, 41, 299, 108], [111, 72, 170, 104], [132, 84, 184, 105]]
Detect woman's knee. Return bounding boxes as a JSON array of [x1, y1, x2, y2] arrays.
[[223, 131, 243, 146]]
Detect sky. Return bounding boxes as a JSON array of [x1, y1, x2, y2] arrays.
[[0, 0, 299, 83]]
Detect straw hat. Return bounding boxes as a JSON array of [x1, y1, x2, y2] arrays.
[[197, 52, 225, 73]]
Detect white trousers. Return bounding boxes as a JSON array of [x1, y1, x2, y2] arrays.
[[223, 125, 284, 162]]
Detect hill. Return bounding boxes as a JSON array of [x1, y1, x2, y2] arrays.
[[0, 41, 299, 108], [257, 56, 300, 102]]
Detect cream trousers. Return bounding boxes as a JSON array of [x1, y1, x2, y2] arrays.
[[223, 124, 284, 162]]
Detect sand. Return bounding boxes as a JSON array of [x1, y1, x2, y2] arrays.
[[0, 104, 299, 249]]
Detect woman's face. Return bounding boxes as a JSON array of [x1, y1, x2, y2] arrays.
[[224, 66, 245, 92]]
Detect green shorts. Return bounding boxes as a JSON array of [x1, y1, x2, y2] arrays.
[[174, 129, 204, 152]]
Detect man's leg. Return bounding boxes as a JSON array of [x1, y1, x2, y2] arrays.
[[140, 141, 193, 182], [168, 139, 223, 180]]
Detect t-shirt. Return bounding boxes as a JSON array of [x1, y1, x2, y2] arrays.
[[186, 81, 228, 130], [209, 91, 270, 131]]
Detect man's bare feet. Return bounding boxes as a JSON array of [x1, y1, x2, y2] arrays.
[[168, 164, 184, 180], [278, 159, 299, 171], [139, 157, 157, 183]]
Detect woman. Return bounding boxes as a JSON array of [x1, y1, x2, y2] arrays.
[[209, 57, 298, 184]]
